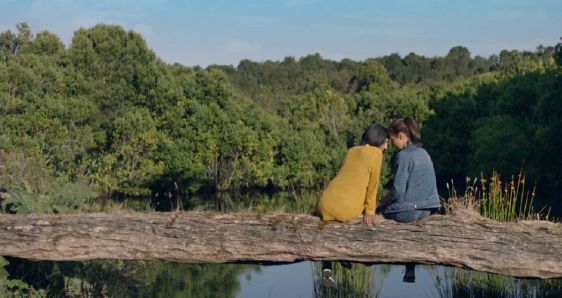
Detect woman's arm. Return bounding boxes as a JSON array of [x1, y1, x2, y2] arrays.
[[364, 150, 383, 216], [391, 152, 411, 203]]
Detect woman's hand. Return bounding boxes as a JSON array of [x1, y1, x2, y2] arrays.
[[363, 214, 375, 226]]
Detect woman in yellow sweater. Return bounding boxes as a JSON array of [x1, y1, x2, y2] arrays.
[[319, 124, 388, 226]]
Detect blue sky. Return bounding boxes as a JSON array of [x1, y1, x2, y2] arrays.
[[1, 0, 561, 67]]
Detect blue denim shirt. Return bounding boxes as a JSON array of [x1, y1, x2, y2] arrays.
[[384, 143, 440, 213]]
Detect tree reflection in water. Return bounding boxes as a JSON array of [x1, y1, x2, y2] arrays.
[[1, 257, 259, 297], [2, 257, 562, 297], [431, 266, 562, 298]]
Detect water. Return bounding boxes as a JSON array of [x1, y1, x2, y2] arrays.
[[237, 262, 313, 298], [2, 257, 561, 297], [237, 262, 439, 298]]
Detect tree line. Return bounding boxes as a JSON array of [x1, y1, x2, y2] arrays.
[[0, 23, 560, 215]]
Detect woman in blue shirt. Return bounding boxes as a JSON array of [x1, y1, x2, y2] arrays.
[[379, 117, 440, 223]]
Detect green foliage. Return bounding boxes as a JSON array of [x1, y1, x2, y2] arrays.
[[0, 149, 98, 214], [555, 38, 562, 66], [277, 86, 358, 187], [90, 108, 163, 196], [0, 22, 560, 216], [355, 59, 396, 92], [0, 257, 46, 297], [468, 115, 531, 176], [445, 46, 472, 79], [171, 189, 321, 214], [0, 150, 52, 194], [425, 67, 562, 215], [26, 31, 65, 56], [1, 180, 98, 215], [161, 68, 282, 191]]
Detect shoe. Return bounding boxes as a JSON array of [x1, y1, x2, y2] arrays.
[[322, 269, 335, 287], [340, 261, 352, 269], [403, 264, 415, 283]]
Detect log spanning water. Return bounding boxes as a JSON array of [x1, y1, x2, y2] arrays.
[[0, 212, 561, 279]]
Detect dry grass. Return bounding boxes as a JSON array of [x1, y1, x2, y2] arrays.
[[443, 170, 552, 222], [442, 177, 481, 218]]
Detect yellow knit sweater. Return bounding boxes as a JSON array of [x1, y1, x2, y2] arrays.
[[319, 145, 383, 221]]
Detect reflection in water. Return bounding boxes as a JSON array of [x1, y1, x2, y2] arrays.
[[133, 262, 260, 298], [312, 262, 387, 298], [1, 257, 259, 297], [432, 266, 562, 298], [1, 257, 561, 297], [403, 263, 416, 283]]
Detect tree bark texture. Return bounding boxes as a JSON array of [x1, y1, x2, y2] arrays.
[[0, 212, 560, 279]]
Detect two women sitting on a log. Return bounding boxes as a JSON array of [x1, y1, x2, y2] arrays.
[[318, 117, 440, 225]]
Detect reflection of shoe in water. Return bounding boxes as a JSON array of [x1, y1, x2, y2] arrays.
[[403, 264, 415, 283], [340, 261, 352, 269], [322, 269, 335, 287]]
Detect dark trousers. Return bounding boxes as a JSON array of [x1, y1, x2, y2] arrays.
[[383, 209, 430, 223]]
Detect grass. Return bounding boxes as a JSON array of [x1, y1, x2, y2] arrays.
[[443, 169, 551, 222]]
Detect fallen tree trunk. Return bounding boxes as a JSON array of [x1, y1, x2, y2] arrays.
[[0, 212, 561, 279]]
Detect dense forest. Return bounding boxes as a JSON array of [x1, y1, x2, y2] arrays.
[[0, 23, 560, 216]]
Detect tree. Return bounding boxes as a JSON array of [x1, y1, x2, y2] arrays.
[[468, 115, 532, 177], [445, 46, 472, 79], [0, 23, 32, 58], [380, 53, 406, 84], [354, 59, 395, 92], [91, 108, 163, 196], [27, 31, 64, 56], [498, 50, 523, 74], [555, 38, 562, 67]]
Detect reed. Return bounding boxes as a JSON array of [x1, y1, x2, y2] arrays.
[[443, 169, 551, 222], [443, 177, 480, 216]]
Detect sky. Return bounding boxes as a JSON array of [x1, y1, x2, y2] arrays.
[[0, 0, 561, 67]]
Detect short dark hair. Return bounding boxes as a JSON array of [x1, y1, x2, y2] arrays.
[[361, 124, 389, 147]]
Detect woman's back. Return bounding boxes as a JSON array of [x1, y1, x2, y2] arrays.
[[319, 145, 383, 221], [386, 144, 440, 213]]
